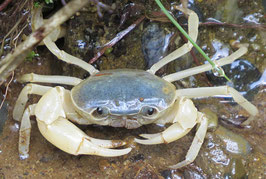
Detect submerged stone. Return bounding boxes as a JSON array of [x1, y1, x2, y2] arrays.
[[206, 59, 262, 101], [141, 23, 172, 68]]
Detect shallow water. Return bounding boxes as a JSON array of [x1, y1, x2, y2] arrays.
[[0, 0, 265, 178]]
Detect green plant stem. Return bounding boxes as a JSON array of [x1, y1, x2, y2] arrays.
[[155, 0, 231, 81]]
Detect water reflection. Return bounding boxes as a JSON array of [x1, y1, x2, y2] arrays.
[[243, 13, 264, 24]]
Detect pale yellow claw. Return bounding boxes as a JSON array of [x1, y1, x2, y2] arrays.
[[37, 116, 131, 157], [15, 86, 132, 158]]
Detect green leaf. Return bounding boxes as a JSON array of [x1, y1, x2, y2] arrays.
[[34, 2, 41, 7], [26, 51, 39, 62], [45, 0, 53, 4]]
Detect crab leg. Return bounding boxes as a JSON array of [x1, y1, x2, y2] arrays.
[[19, 104, 36, 159], [19, 73, 82, 86], [148, 6, 198, 74], [163, 45, 248, 82], [169, 113, 208, 169], [13, 84, 52, 121], [35, 87, 131, 157], [176, 86, 258, 124], [135, 97, 198, 145], [135, 110, 208, 169], [32, 7, 99, 75], [43, 37, 99, 75]]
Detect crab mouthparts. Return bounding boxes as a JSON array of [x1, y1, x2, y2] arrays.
[[109, 116, 141, 129]]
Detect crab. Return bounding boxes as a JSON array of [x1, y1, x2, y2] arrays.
[[12, 6, 258, 168]]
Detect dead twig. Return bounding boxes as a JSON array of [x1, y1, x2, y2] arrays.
[[11, 0, 29, 17], [0, 0, 94, 85], [0, 15, 28, 57], [0, 0, 12, 12], [0, 71, 14, 110], [146, 11, 169, 22], [200, 21, 266, 31], [147, 11, 266, 30], [12, 23, 29, 48], [90, 0, 113, 18], [89, 15, 145, 64]]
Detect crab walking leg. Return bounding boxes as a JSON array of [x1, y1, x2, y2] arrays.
[[169, 113, 208, 169], [176, 86, 258, 124], [135, 97, 198, 144], [19, 73, 82, 86], [35, 87, 132, 156], [31, 6, 98, 75], [19, 104, 36, 158], [43, 37, 99, 75], [163, 45, 248, 82], [148, 7, 198, 74], [13, 84, 52, 121]]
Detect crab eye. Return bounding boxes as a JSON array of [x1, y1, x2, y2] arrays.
[[141, 106, 158, 117], [96, 107, 103, 115], [92, 107, 109, 118], [147, 108, 155, 115]]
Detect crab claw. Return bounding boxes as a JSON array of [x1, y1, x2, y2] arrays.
[[138, 133, 161, 139], [88, 137, 127, 149], [135, 133, 164, 145], [135, 123, 191, 145], [37, 116, 132, 157]]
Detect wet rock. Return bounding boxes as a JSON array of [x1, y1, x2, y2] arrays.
[[201, 108, 218, 132], [243, 13, 264, 24], [195, 125, 253, 178], [0, 99, 8, 135], [141, 23, 173, 69], [184, 169, 205, 179], [210, 39, 230, 61], [224, 158, 247, 179], [160, 170, 172, 179], [195, 132, 231, 178], [206, 59, 262, 101], [160, 170, 184, 179], [214, 126, 252, 155], [141, 22, 194, 75]]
